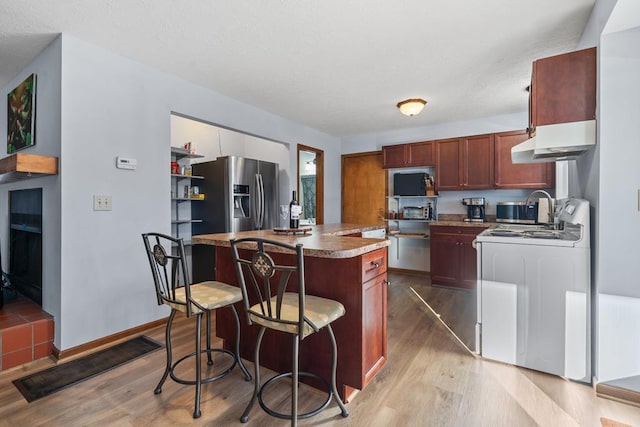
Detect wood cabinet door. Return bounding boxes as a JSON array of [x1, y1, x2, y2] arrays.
[[461, 134, 494, 189], [342, 152, 386, 225], [494, 130, 555, 189], [362, 272, 387, 386], [459, 232, 480, 290], [382, 145, 407, 168], [431, 227, 483, 289], [435, 138, 462, 190], [407, 141, 434, 166], [532, 47, 597, 128], [430, 232, 461, 286]]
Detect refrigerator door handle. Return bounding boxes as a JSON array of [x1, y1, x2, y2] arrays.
[[253, 174, 259, 229], [259, 174, 265, 228], [255, 174, 264, 229]]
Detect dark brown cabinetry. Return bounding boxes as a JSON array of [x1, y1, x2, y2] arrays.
[[430, 226, 485, 290], [382, 141, 434, 168], [361, 249, 388, 386], [435, 135, 494, 191], [214, 245, 387, 400], [529, 47, 597, 132], [494, 130, 555, 189], [434, 138, 461, 190], [461, 134, 494, 189]]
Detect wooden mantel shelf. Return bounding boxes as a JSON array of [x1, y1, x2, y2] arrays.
[[0, 153, 59, 184]]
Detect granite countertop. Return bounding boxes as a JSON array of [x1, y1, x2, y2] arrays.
[[192, 223, 389, 259]]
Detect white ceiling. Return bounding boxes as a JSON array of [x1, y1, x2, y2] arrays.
[[0, 0, 596, 138]]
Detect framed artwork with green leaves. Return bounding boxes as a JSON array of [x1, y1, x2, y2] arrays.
[[7, 73, 37, 154]]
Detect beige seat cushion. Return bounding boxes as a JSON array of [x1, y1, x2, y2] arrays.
[[249, 292, 345, 338], [166, 281, 243, 314]]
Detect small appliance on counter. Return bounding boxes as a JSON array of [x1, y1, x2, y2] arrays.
[[462, 197, 486, 222], [496, 201, 538, 224]]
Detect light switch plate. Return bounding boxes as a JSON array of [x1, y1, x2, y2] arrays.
[[93, 195, 112, 211]]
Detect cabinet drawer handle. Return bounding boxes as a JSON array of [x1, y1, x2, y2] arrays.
[[384, 280, 391, 286], [372, 261, 380, 268]]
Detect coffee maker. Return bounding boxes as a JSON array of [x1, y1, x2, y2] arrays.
[[462, 197, 486, 222]]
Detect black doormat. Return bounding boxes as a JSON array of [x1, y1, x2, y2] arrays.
[[12, 335, 163, 402]]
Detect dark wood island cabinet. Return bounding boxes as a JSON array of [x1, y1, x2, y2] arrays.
[[192, 224, 389, 402]]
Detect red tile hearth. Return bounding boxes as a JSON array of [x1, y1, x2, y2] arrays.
[[0, 296, 54, 371]]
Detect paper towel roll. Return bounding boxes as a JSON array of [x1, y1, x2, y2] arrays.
[[537, 198, 550, 223]]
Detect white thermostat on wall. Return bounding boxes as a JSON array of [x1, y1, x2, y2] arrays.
[[116, 156, 137, 170]]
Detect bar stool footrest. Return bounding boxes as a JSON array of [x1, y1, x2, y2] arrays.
[[258, 371, 332, 420], [169, 348, 237, 386]]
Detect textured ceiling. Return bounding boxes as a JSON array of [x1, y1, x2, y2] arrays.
[[0, 0, 595, 137]]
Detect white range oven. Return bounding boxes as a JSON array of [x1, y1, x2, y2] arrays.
[[475, 198, 591, 382]]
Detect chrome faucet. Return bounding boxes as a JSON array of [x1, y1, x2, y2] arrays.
[[525, 189, 556, 227]]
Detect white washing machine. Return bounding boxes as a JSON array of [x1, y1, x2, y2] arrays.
[[475, 198, 591, 382]]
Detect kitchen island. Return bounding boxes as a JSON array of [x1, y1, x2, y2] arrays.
[[192, 224, 389, 402]]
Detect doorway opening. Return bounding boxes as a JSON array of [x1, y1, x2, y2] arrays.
[[297, 144, 324, 225]]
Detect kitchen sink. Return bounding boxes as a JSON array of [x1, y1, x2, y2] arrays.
[[487, 229, 525, 237], [523, 230, 562, 239]]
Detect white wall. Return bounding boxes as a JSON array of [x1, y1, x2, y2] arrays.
[[25, 33, 340, 351], [341, 112, 527, 154], [595, 24, 640, 382], [0, 37, 62, 343]]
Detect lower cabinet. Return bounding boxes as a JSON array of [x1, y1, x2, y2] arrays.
[[430, 226, 485, 290], [362, 271, 388, 385]]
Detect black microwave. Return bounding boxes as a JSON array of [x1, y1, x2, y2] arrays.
[[393, 173, 427, 196], [496, 202, 538, 224]]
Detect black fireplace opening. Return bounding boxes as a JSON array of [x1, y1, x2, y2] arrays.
[[9, 188, 43, 305]]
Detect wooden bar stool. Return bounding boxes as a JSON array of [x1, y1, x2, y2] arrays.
[[142, 232, 251, 418]]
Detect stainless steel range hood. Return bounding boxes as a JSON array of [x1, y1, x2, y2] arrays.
[[511, 120, 596, 164]]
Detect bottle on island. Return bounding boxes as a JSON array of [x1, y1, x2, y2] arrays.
[[289, 190, 301, 229]]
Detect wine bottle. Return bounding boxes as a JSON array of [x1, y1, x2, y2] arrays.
[[289, 190, 301, 229]]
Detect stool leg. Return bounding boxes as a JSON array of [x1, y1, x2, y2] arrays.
[[231, 305, 251, 381], [154, 309, 177, 394], [241, 326, 265, 423], [193, 312, 203, 419], [205, 310, 213, 366], [326, 324, 349, 417], [291, 334, 300, 427]]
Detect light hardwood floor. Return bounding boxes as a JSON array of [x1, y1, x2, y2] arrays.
[[1, 272, 639, 426]]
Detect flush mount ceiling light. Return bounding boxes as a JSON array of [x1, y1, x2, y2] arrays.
[[397, 98, 427, 116]]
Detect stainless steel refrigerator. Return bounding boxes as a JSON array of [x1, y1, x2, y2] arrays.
[[192, 156, 279, 234]]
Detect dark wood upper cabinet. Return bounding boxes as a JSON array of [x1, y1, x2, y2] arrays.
[[408, 141, 434, 166], [529, 47, 597, 132], [434, 138, 462, 190], [382, 141, 434, 168], [494, 130, 555, 189], [435, 135, 493, 191], [461, 134, 494, 189], [381, 144, 407, 168], [385, 130, 556, 191]]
